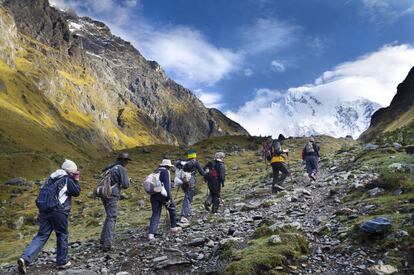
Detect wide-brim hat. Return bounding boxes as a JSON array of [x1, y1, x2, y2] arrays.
[[160, 159, 173, 167], [117, 152, 132, 161]]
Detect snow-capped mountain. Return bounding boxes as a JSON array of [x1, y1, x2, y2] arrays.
[[275, 91, 381, 138]]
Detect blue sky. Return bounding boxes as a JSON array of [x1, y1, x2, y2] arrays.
[[51, 0, 414, 135]]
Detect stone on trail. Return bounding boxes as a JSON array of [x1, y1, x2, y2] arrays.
[[188, 238, 206, 246], [387, 163, 403, 172], [365, 264, 398, 275], [11, 216, 25, 230], [360, 217, 392, 234], [368, 187, 385, 197], [115, 273, 131, 275], [58, 270, 99, 275], [4, 177, 27, 186], [153, 256, 168, 263]]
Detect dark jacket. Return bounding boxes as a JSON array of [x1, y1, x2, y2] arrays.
[[102, 161, 130, 197], [204, 160, 226, 186], [46, 169, 80, 213], [184, 159, 205, 176]]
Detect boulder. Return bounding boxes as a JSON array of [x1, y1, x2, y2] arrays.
[[11, 216, 25, 230], [4, 178, 27, 186], [387, 163, 403, 172], [268, 235, 282, 244], [392, 143, 402, 150], [360, 217, 392, 234], [188, 238, 206, 246], [364, 144, 379, 150]]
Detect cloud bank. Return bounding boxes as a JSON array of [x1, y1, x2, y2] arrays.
[[227, 44, 414, 137]]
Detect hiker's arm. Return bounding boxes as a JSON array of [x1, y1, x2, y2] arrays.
[[219, 164, 226, 186], [196, 161, 205, 176], [66, 179, 81, 197], [119, 167, 130, 189], [160, 170, 171, 200]]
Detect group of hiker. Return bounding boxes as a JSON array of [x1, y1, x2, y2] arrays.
[[16, 136, 319, 274]]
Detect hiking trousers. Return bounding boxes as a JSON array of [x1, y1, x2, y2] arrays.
[[21, 210, 69, 266], [271, 162, 289, 191], [207, 180, 221, 213], [305, 156, 319, 176], [149, 193, 177, 234], [100, 197, 118, 248], [181, 177, 196, 218]]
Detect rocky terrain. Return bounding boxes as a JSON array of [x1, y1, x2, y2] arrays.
[[1, 135, 412, 274], [0, 0, 248, 182]]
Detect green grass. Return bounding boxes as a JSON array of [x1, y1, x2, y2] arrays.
[[224, 225, 309, 275]]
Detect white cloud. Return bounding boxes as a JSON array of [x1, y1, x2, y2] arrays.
[[195, 90, 225, 109], [50, 0, 241, 88], [134, 26, 242, 87], [242, 18, 300, 54], [270, 60, 285, 72], [361, 0, 414, 23], [244, 68, 254, 77], [227, 44, 414, 137]]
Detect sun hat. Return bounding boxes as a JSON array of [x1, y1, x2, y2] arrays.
[[160, 159, 173, 167], [117, 152, 132, 161]]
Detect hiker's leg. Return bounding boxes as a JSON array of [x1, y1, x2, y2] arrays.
[[149, 196, 162, 234], [101, 198, 118, 247], [311, 156, 319, 174], [167, 202, 177, 228], [305, 157, 313, 176], [52, 211, 69, 266], [271, 163, 279, 191], [278, 163, 289, 185], [211, 182, 220, 213], [100, 199, 108, 245], [21, 213, 53, 264]]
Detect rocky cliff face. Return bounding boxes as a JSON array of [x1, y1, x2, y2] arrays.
[[0, 0, 248, 155], [360, 66, 414, 141]]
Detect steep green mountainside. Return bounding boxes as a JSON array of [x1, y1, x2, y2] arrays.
[[360, 67, 414, 144], [0, 0, 248, 182]]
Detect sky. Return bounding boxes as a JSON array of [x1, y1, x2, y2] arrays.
[[50, 0, 414, 136]]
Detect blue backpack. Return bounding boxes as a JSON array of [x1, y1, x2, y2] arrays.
[[35, 177, 65, 212]]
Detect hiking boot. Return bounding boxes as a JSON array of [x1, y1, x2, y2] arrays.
[[272, 185, 285, 193], [180, 217, 189, 224], [17, 258, 27, 274], [310, 173, 316, 181], [170, 227, 182, 233], [57, 261, 71, 270], [204, 201, 210, 211], [148, 233, 155, 241], [101, 246, 111, 252]]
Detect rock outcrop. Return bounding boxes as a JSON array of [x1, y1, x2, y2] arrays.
[[360, 66, 414, 141], [0, 0, 248, 154]]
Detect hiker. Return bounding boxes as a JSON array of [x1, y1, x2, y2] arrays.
[[203, 152, 226, 213], [148, 159, 181, 240], [177, 149, 205, 224], [270, 134, 290, 193], [99, 153, 131, 252], [17, 159, 81, 274], [302, 137, 320, 181]]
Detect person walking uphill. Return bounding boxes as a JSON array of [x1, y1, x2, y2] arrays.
[[302, 137, 320, 181], [148, 159, 181, 240], [99, 153, 131, 252], [270, 134, 290, 193], [204, 152, 226, 213], [17, 159, 81, 274], [178, 149, 205, 225]]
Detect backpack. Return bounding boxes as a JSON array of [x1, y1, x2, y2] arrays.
[[263, 141, 272, 161], [94, 168, 116, 199], [271, 140, 283, 157], [204, 161, 219, 182], [36, 177, 66, 212], [304, 142, 315, 154], [143, 171, 165, 195], [174, 161, 192, 188]]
